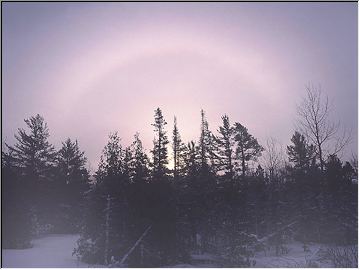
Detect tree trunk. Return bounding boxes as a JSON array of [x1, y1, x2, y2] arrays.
[[241, 147, 246, 177], [104, 195, 111, 265]]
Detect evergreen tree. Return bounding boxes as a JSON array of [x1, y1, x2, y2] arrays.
[[184, 141, 200, 179], [287, 131, 315, 170], [342, 161, 355, 184], [198, 109, 217, 175], [322, 154, 356, 244], [151, 108, 169, 179], [7, 109, 354, 267], [96, 132, 130, 262], [285, 132, 318, 249], [2, 149, 33, 248], [96, 132, 124, 181], [56, 138, 89, 232], [325, 154, 344, 192], [57, 138, 88, 185], [5, 114, 57, 233], [123, 146, 133, 179], [76, 132, 130, 265], [172, 116, 186, 180], [6, 114, 56, 182], [129, 133, 150, 184], [233, 122, 263, 177], [214, 115, 235, 179]]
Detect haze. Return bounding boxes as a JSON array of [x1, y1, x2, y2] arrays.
[[2, 2, 357, 170]]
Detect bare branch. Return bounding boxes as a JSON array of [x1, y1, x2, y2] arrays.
[[296, 84, 351, 171]]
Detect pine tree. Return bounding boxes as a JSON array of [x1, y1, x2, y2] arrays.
[[76, 133, 130, 265], [151, 108, 169, 179], [214, 115, 235, 179], [129, 133, 150, 184], [56, 138, 89, 232], [233, 122, 263, 177], [6, 114, 56, 182], [287, 131, 315, 171], [2, 149, 33, 248], [322, 154, 355, 243], [96, 132, 130, 256], [96, 132, 124, 182], [5, 114, 57, 234], [123, 146, 133, 180], [57, 138, 88, 185], [199, 110, 208, 170], [198, 109, 217, 175], [184, 141, 199, 179], [172, 117, 186, 180]]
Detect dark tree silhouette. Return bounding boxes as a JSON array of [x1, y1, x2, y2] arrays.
[[55, 138, 89, 232], [214, 115, 235, 179], [172, 116, 186, 180], [198, 109, 217, 175], [151, 108, 169, 179], [3, 107, 357, 268], [233, 122, 263, 177], [4, 114, 58, 237], [287, 131, 315, 170], [297, 85, 350, 172], [129, 133, 150, 184], [75, 132, 130, 265], [6, 114, 56, 182], [2, 149, 33, 248]]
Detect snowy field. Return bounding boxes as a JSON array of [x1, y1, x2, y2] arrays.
[[1, 234, 345, 268], [2, 234, 93, 268]]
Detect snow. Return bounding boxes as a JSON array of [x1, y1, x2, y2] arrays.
[[191, 253, 218, 261], [166, 253, 223, 268], [1, 236, 344, 268], [168, 263, 196, 268], [254, 242, 332, 268], [188, 252, 223, 267], [2, 234, 100, 268]]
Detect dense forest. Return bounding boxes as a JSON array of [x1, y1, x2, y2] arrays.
[[2, 87, 357, 267]]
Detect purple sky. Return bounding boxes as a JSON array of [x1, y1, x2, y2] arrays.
[[3, 3, 357, 171]]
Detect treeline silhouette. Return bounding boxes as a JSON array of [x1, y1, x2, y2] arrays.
[[2, 93, 357, 267]]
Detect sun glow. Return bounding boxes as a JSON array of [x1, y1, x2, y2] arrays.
[[3, 3, 356, 169]]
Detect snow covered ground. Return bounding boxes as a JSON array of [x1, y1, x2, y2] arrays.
[[1, 235, 342, 268], [254, 242, 332, 268], [171, 243, 335, 268], [2, 234, 93, 268]]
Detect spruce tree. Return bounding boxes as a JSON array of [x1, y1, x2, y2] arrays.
[[76, 132, 130, 265], [129, 133, 150, 184], [96, 132, 125, 182], [198, 109, 217, 175], [172, 117, 186, 180], [323, 155, 355, 244], [123, 146, 133, 180], [56, 138, 89, 232], [184, 141, 199, 179], [57, 138, 88, 185], [151, 108, 169, 179]]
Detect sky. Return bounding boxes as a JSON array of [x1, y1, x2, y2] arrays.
[[2, 2, 358, 171]]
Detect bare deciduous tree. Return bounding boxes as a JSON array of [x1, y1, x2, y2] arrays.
[[297, 85, 351, 172], [261, 137, 284, 181]]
